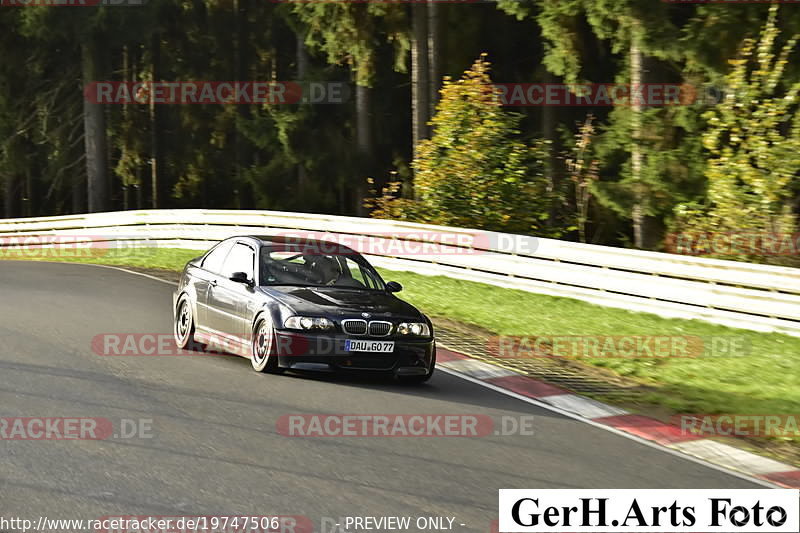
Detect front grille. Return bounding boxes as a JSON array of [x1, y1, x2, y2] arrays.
[[342, 319, 393, 337], [368, 321, 392, 337], [342, 319, 367, 335]]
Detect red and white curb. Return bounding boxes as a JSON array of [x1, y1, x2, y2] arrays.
[[437, 347, 800, 489]]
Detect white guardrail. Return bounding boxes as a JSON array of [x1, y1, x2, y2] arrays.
[[0, 209, 798, 337]]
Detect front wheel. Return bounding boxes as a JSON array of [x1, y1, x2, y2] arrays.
[[252, 316, 284, 374]]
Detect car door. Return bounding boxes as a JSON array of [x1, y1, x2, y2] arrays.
[[207, 241, 256, 349], [195, 240, 234, 327]]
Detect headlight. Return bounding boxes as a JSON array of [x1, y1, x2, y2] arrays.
[[284, 316, 334, 331], [397, 322, 431, 337]]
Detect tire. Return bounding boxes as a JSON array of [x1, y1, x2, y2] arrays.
[[174, 295, 199, 350], [252, 316, 284, 374]]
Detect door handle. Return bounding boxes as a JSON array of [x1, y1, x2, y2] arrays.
[[210, 280, 218, 287]]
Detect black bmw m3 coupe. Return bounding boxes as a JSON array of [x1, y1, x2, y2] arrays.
[[173, 236, 436, 383]]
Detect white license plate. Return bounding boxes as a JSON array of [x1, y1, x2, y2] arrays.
[[344, 340, 395, 353]]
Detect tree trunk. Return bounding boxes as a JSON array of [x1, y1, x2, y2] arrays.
[[71, 173, 84, 214], [411, 2, 430, 156], [233, 0, 247, 209], [296, 30, 309, 191], [135, 170, 143, 210], [24, 166, 33, 216], [427, 0, 441, 115], [149, 31, 162, 209], [630, 18, 645, 249], [122, 45, 129, 210], [541, 70, 558, 230], [82, 39, 109, 213], [355, 83, 372, 216], [4, 174, 20, 218]]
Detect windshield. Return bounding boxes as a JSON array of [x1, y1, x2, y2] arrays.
[[259, 247, 386, 290]]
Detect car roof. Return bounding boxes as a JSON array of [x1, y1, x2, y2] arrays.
[[235, 235, 361, 256]]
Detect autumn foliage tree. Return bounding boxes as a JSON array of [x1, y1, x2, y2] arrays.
[[371, 55, 556, 236], [674, 4, 800, 262]]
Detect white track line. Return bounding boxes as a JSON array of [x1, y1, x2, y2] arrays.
[[88, 263, 180, 286]]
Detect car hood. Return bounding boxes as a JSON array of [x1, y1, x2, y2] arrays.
[[258, 286, 423, 319]]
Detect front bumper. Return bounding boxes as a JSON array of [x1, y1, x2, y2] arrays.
[[272, 331, 435, 375]]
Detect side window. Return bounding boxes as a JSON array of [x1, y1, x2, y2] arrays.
[[202, 242, 233, 274], [221, 243, 255, 280], [343, 257, 382, 289], [343, 257, 367, 286]]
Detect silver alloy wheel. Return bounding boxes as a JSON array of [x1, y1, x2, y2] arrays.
[[252, 316, 281, 373], [253, 322, 272, 365], [174, 298, 193, 348]]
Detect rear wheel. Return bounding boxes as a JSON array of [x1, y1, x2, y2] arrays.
[[252, 316, 284, 374], [174, 296, 198, 350]]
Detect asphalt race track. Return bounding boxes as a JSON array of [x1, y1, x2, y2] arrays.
[[0, 261, 763, 532]]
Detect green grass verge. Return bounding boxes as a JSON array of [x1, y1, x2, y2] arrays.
[[387, 270, 800, 419], [5, 246, 799, 421]]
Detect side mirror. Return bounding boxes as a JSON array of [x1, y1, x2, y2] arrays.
[[230, 271, 254, 287], [386, 281, 403, 293]]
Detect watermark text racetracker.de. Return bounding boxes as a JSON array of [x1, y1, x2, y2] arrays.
[[276, 414, 535, 438], [493, 83, 722, 107], [666, 231, 800, 257], [258, 229, 538, 256], [676, 414, 800, 438], [94, 332, 434, 358], [0, 417, 153, 440], [84, 81, 350, 105], [92, 332, 423, 357], [0, 235, 157, 259], [663, 0, 800, 3], [487, 335, 750, 359], [1, 0, 144, 6], [498, 489, 800, 532]]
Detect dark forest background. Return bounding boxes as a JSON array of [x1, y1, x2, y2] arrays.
[[2, 0, 800, 261]]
